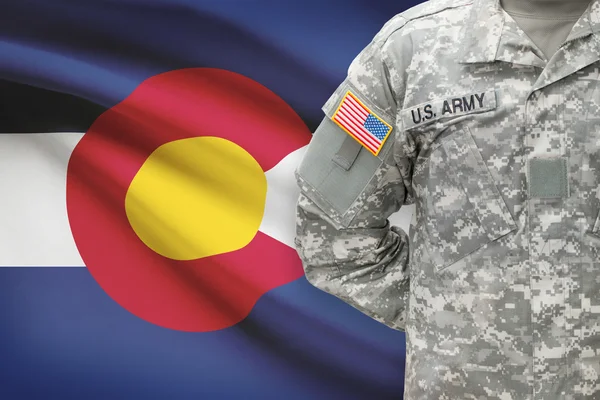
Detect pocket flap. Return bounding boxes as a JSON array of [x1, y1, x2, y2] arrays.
[[441, 128, 517, 239], [426, 127, 517, 271]]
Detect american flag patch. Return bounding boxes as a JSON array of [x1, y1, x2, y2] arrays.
[[332, 91, 393, 156]]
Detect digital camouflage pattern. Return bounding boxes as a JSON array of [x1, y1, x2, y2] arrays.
[[294, 0, 600, 398]]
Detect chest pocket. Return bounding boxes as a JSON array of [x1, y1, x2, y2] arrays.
[[424, 126, 517, 271]]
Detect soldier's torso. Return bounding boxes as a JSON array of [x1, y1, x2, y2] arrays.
[[389, 0, 600, 398]]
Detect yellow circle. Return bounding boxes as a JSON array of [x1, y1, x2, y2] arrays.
[[125, 137, 267, 260]]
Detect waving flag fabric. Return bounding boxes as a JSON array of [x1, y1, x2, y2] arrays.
[[0, 1, 420, 399]]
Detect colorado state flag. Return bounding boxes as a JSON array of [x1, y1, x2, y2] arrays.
[[0, 0, 419, 398]]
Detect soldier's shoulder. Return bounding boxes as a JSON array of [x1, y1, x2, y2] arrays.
[[374, 0, 474, 43]]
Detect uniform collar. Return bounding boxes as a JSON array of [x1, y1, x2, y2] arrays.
[[457, 0, 600, 64], [501, 0, 593, 20], [567, 0, 600, 42]]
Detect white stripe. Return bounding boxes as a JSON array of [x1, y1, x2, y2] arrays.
[[345, 96, 369, 118], [259, 146, 307, 248], [0, 133, 413, 267], [0, 133, 85, 266]]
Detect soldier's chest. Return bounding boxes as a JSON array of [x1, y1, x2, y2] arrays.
[[400, 61, 600, 188], [399, 61, 600, 271]]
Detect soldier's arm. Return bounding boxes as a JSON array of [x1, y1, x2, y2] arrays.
[[293, 21, 413, 332]]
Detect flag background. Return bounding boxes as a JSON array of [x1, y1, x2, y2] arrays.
[[0, 1, 421, 399]]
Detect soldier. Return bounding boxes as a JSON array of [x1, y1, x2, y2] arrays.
[[293, 0, 600, 398]]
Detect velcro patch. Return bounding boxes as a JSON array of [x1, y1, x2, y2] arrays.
[[528, 156, 569, 198], [331, 91, 393, 157], [400, 88, 497, 129]]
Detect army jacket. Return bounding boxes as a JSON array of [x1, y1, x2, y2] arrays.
[[294, 0, 600, 398]]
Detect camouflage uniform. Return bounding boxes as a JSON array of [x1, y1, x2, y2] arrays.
[[293, 0, 600, 398]]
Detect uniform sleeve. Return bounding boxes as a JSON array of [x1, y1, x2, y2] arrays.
[[293, 20, 414, 332]]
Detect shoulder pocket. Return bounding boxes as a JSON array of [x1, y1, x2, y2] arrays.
[[295, 117, 389, 228], [425, 126, 517, 271]]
